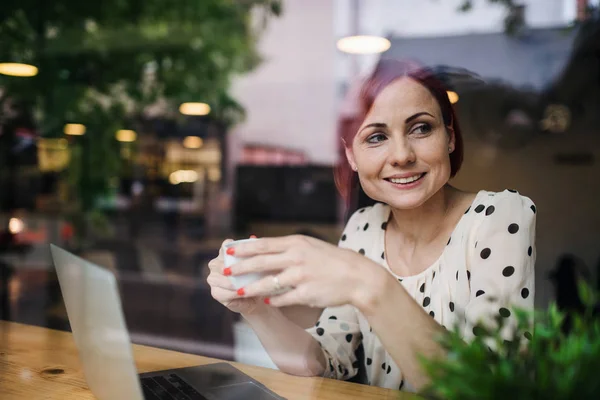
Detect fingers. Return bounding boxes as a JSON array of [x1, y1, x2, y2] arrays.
[[230, 251, 297, 276], [238, 267, 302, 298], [209, 238, 234, 272], [210, 285, 240, 305], [227, 235, 307, 258], [219, 238, 234, 256], [206, 271, 235, 290], [267, 286, 309, 308]]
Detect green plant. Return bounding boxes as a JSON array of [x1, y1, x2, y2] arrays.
[[419, 282, 600, 399], [0, 0, 282, 246]]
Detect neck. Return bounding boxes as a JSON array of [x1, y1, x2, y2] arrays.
[[387, 185, 456, 245]]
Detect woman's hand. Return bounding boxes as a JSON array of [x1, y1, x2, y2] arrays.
[[226, 235, 385, 310], [206, 239, 265, 315]]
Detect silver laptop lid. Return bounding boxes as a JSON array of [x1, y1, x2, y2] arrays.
[[50, 244, 143, 400]]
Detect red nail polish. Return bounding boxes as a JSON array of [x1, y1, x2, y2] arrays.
[[263, 298, 270, 305], [223, 268, 232, 276], [237, 288, 245, 296], [226, 248, 235, 256], [250, 235, 257, 239]]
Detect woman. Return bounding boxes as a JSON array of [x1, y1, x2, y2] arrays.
[[207, 60, 536, 392]]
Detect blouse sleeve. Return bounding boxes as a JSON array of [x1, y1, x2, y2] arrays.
[[305, 207, 370, 380], [462, 190, 537, 345]]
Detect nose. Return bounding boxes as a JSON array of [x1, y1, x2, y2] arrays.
[[388, 137, 416, 167]]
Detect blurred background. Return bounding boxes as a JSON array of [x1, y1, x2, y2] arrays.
[[1, 0, 599, 368]]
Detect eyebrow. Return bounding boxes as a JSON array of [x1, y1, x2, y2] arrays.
[[359, 112, 435, 134], [405, 112, 434, 124]]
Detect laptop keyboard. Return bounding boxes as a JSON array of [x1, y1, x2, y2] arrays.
[[141, 374, 209, 400]]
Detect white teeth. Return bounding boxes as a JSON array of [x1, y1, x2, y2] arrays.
[[390, 174, 423, 184]]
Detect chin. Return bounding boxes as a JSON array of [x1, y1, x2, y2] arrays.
[[369, 180, 445, 210]]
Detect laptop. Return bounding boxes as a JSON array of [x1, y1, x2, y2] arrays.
[[49, 244, 285, 400]]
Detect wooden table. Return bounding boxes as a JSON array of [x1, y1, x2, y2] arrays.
[[0, 321, 415, 399]]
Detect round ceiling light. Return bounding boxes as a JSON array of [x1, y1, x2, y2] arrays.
[[179, 102, 211, 116], [447, 91, 459, 104], [0, 63, 38, 77], [64, 124, 86, 136], [183, 136, 203, 149], [116, 129, 137, 142], [336, 35, 391, 54]]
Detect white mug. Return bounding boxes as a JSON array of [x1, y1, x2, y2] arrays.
[[223, 238, 265, 290], [223, 238, 290, 295]]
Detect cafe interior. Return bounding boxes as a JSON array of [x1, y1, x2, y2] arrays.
[[1, 0, 600, 398]]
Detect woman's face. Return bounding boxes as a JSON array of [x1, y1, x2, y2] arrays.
[[346, 77, 455, 210]]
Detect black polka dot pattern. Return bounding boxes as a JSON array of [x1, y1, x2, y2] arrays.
[[480, 248, 491, 259], [309, 190, 536, 386]]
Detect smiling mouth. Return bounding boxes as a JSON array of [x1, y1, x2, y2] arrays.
[[384, 173, 426, 185]]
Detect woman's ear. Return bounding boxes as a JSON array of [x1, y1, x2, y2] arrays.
[[447, 126, 456, 154], [344, 145, 358, 172]]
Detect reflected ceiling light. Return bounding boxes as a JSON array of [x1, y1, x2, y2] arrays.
[[179, 102, 211, 116], [169, 170, 198, 185], [183, 136, 203, 149], [116, 129, 137, 142], [64, 123, 86, 136], [447, 91, 459, 104], [336, 35, 391, 54], [0, 63, 38, 77], [8, 217, 25, 234]]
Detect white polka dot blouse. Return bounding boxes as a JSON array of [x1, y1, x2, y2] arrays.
[[306, 189, 536, 392]]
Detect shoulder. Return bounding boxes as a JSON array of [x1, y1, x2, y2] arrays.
[[339, 203, 388, 248], [468, 189, 537, 239], [470, 189, 536, 216], [345, 202, 389, 228]]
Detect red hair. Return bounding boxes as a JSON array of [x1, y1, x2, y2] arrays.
[[334, 59, 464, 213]]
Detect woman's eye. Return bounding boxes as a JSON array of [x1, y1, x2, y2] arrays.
[[366, 133, 386, 143], [412, 123, 432, 135]]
